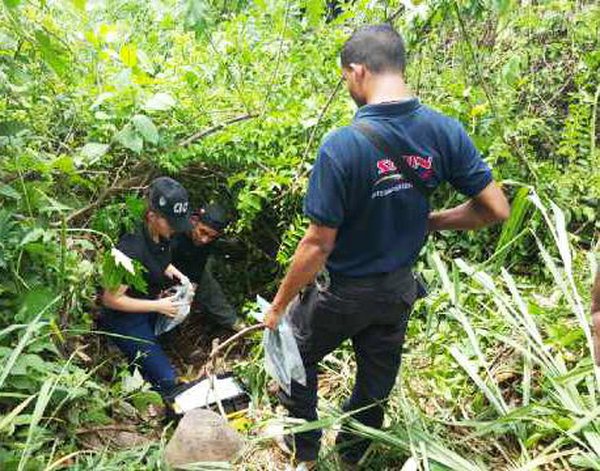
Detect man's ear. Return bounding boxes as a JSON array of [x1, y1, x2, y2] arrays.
[[349, 63, 366, 80]]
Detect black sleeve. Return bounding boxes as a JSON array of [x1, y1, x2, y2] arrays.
[[171, 235, 209, 284], [116, 233, 142, 261]]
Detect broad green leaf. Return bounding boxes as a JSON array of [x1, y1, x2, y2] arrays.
[[90, 92, 114, 109], [143, 92, 176, 112], [78, 142, 109, 166], [122, 368, 145, 393], [0, 120, 26, 137], [115, 124, 143, 153], [20, 228, 47, 247], [119, 43, 137, 67], [111, 248, 135, 274], [0, 182, 20, 200], [37, 190, 72, 213], [132, 114, 159, 144], [111, 68, 132, 89], [34, 31, 69, 77], [136, 48, 155, 74], [493, 0, 513, 16], [502, 55, 522, 87], [102, 249, 147, 293]]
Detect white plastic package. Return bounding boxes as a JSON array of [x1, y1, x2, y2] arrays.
[[154, 281, 194, 335], [253, 296, 306, 395]]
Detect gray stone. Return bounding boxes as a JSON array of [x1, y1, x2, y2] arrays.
[[164, 408, 243, 468]]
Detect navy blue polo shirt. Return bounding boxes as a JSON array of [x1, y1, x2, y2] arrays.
[[304, 98, 493, 277]]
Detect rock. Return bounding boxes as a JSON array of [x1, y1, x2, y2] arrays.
[[164, 408, 243, 468]]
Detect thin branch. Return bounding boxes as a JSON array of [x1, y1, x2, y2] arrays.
[[178, 113, 257, 147], [63, 156, 135, 224], [205, 32, 252, 115], [208, 323, 264, 360], [385, 5, 405, 24], [452, 1, 539, 185], [260, 0, 291, 118], [294, 78, 344, 184]]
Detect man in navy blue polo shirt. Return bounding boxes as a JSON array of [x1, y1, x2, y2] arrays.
[[264, 24, 510, 467]]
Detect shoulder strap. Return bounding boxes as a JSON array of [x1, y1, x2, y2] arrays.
[[352, 120, 433, 199]]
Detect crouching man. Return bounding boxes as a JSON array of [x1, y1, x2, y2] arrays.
[[171, 203, 243, 331]]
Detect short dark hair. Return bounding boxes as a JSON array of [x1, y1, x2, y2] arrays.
[[340, 24, 406, 74]]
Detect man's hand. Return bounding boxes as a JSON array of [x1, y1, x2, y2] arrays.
[[428, 181, 510, 231], [164, 264, 191, 286], [154, 295, 183, 318], [267, 223, 337, 330], [264, 305, 284, 331]]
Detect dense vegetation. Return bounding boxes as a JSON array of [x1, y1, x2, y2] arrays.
[[0, 0, 598, 469]]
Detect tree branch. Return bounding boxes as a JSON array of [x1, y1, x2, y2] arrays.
[[177, 113, 258, 148], [63, 158, 145, 224], [208, 323, 264, 360]]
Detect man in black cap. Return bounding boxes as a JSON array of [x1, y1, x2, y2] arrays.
[[100, 176, 193, 397], [171, 203, 242, 330]]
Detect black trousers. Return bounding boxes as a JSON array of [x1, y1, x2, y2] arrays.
[[278, 268, 416, 463]]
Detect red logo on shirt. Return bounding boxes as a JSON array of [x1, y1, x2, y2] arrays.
[[376, 155, 433, 175], [377, 159, 397, 174], [405, 155, 432, 170]]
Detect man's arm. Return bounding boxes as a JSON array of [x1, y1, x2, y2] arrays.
[[264, 223, 337, 329], [428, 181, 510, 231], [102, 285, 181, 317], [591, 269, 600, 366]]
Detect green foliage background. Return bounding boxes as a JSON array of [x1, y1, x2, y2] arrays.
[[0, 0, 598, 469]]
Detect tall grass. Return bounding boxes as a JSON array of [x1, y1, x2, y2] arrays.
[[345, 192, 600, 469]]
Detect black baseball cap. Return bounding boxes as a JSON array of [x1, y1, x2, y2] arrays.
[[148, 177, 193, 233], [194, 203, 231, 233]]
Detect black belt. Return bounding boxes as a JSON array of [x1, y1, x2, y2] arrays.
[[327, 266, 413, 288]]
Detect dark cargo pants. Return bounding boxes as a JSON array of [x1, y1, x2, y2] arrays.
[[277, 268, 416, 463], [196, 258, 238, 328]]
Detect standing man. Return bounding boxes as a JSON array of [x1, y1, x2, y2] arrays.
[[264, 24, 510, 467], [171, 203, 242, 331]]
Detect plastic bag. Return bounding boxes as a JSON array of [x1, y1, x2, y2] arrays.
[[154, 281, 194, 336], [253, 296, 306, 395]]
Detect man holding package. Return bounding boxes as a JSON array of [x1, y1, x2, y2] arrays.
[[100, 177, 193, 398], [264, 24, 510, 467]]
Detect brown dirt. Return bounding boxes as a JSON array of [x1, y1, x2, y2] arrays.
[[161, 307, 254, 379]]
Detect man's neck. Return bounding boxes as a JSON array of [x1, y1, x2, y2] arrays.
[[146, 222, 161, 243], [365, 75, 413, 105]]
